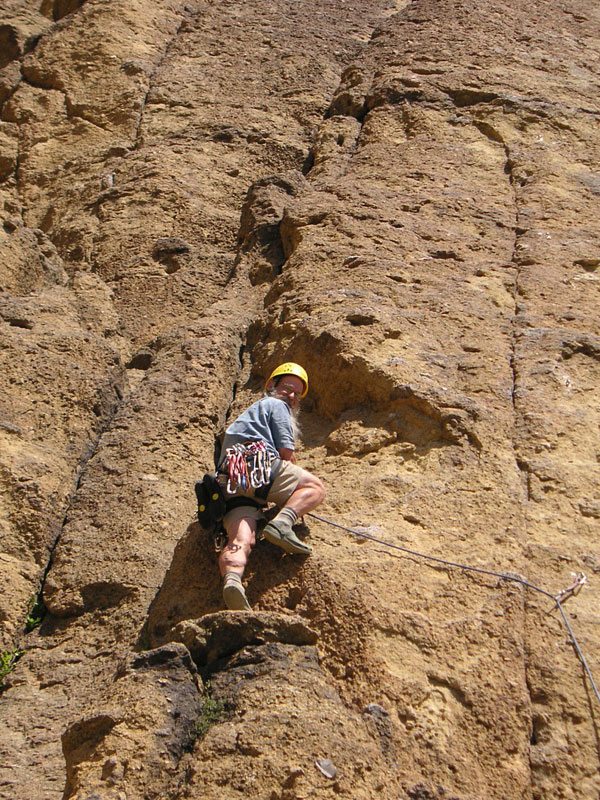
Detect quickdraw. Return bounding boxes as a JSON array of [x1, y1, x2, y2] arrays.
[[555, 572, 587, 605], [223, 441, 274, 494]]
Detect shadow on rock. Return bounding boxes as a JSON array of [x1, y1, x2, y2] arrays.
[[143, 522, 312, 647], [143, 523, 222, 646], [167, 610, 318, 674]]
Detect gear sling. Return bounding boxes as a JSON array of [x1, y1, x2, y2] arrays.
[[194, 441, 275, 550]]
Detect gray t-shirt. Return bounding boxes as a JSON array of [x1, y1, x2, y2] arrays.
[[220, 396, 295, 460]]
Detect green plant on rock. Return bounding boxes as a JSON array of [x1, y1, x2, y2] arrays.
[[0, 648, 24, 692], [25, 595, 46, 632], [191, 684, 226, 743]]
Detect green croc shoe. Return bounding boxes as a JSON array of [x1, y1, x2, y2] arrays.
[[222, 574, 252, 611], [262, 520, 312, 555]]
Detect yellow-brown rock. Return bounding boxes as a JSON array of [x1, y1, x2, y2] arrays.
[[0, 1, 598, 799]]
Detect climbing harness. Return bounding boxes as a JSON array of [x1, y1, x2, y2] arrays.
[[222, 441, 274, 494], [194, 442, 275, 553], [307, 511, 600, 709]]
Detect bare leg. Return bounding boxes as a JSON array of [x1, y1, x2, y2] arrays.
[[263, 472, 325, 554], [219, 516, 256, 611], [282, 472, 325, 517], [218, 516, 257, 577]]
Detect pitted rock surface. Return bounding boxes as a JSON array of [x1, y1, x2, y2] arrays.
[[0, 0, 599, 799]]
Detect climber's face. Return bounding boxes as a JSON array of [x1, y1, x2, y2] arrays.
[[270, 375, 304, 409]]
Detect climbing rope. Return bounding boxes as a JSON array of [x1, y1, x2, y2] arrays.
[[307, 512, 600, 707]]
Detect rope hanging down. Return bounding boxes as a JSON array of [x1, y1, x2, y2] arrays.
[[306, 512, 600, 708]]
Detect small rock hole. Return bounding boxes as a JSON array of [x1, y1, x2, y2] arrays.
[[285, 587, 304, 610], [127, 351, 153, 370], [6, 318, 33, 329], [574, 258, 598, 272]]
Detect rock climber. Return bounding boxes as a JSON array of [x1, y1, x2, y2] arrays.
[[217, 362, 325, 611]]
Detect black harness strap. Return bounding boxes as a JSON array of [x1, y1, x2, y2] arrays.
[[225, 495, 264, 513]]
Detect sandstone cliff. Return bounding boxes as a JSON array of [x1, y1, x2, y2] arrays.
[[0, 1, 599, 798]]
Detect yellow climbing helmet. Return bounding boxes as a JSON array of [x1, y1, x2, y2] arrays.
[[265, 362, 309, 397]]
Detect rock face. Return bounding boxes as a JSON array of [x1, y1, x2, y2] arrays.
[[0, 1, 598, 799]]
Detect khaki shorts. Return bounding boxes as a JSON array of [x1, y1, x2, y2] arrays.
[[221, 459, 305, 533]]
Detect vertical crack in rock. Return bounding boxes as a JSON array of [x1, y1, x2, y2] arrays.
[[472, 118, 531, 502], [11, 125, 24, 227], [234, 170, 309, 286], [37, 376, 125, 623], [212, 342, 248, 466], [133, 5, 193, 151], [472, 115, 538, 793], [0, 363, 125, 660]]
